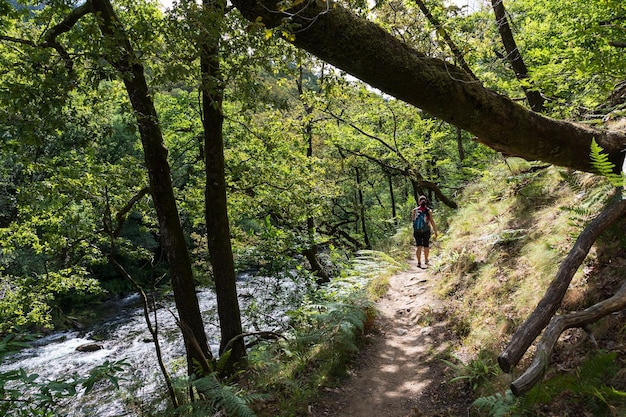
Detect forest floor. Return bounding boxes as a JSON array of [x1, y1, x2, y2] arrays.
[[311, 258, 474, 417]]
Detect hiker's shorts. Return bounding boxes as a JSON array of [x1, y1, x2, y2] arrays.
[[414, 229, 431, 248]]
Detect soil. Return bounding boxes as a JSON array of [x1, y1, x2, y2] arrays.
[[311, 259, 474, 417]]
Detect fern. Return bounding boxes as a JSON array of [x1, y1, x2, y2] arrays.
[[524, 351, 625, 414], [186, 372, 264, 417], [590, 138, 625, 187], [472, 390, 518, 417]]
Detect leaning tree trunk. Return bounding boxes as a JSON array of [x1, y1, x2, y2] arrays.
[[498, 195, 626, 392], [200, 0, 246, 366], [510, 278, 626, 395], [91, 0, 213, 376]]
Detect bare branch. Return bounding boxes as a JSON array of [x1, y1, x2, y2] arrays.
[[498, 196, 626, 373], [510, 279, 626, 395], [113, 186, 151, 238]]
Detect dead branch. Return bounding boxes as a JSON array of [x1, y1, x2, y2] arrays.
[[511, 279, 626, 396], [498, 196, 626, 373], [222, 331, 286, 353]]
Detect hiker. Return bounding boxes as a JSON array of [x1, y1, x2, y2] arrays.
[[411, 195, 438, 268]]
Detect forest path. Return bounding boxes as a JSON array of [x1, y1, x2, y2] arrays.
[[312, 259, 473, 417]]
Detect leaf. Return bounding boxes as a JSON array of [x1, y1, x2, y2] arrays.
[[590, 138, 624, 187]]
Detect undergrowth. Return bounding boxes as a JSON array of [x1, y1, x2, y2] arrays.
[[434, 158, 626, 416], [245, 250, 401, 416]]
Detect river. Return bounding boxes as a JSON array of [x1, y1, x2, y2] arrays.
[[0, 272, 309, 416]]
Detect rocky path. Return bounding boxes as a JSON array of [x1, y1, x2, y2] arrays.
[[312, 260, 473, 417]]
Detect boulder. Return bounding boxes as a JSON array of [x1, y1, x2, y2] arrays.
[[76, 343, 103, 352]]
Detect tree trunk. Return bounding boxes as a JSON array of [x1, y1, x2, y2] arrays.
[[355, 167, 371, 249], [388, 173, 397, 225], [491, 0, 545, 112], [456, 127, 465, 162], [414, 0, 478, 81], [510, 278, 626, 395], [297, 64, 330, 283], [91, 0, 213, 376], [200, 0, 246, 366], [231, 0, 626, 172]]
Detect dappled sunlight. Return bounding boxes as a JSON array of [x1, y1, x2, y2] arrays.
[[313, 262, 472, 416]]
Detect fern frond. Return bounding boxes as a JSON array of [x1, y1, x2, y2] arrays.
[[472, 390, 517, 417], [191, 372, 261, 417], [590, 138, 624, 187]]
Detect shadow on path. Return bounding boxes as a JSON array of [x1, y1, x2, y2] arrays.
[[312, 261, 473, 417]]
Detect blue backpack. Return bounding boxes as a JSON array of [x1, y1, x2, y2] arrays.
[[413, 209, 429, 232]]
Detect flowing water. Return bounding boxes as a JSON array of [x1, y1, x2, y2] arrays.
[[0, 273, 309, 416]]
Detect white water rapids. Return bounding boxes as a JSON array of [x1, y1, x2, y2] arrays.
[[0, 273, 309, 416]]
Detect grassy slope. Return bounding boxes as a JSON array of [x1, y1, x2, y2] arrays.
[[432, 158, 626, 415]]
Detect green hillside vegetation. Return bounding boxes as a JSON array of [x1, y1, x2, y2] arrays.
[[431, 157, 626, 416]]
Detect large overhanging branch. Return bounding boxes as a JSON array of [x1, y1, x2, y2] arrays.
[[498, 196, 626, 373], [231, 0, 626, 172]]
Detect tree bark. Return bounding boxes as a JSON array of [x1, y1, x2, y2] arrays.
[[231, 0, 626, 172], [498, 196, 626, 373], [510, 278, 626, 396], [355, 167, 371, 249], [91, 0, 213, 376], [413, 0, 478, 81], [200, 0, 246, 365], [297, 64, 330, 283], [456, 127, 465, 162], [491, 0, 545, 112], [388, 173, 397, 225]]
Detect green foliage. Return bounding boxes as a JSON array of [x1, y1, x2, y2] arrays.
[[0, 347, 129, 417], [524, 351, 626, 414], [472, 390, 520, 417], [168, 372, 263, 417], [442, 351, 501, 391], [590, 138, 625, 187], [247, 291, 375, 415]]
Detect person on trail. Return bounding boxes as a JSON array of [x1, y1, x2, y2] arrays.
[[411, 195, 438, 268]]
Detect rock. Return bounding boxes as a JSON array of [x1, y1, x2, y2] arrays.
[[76, 343, 103, 352]]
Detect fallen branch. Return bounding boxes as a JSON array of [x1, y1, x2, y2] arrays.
[[222, 331, 286, 353], [511, 278, 626, 396], [498, 196, 626, 373]]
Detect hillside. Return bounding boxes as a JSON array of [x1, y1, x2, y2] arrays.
[[431, 158, 626, 415]]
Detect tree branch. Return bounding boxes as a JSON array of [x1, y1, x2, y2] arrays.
[[327, 111, 459, 208], [510, 278, 626, 395], [113, 186, 151, 238], [498, 195, 626, 373], [413, 0, 478, 81], [490, 0, 544, 112], [44, 1, 94, 75], [231, 0, 626, 172]]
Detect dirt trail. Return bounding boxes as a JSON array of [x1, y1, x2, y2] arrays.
[[312, 260, 472, 417]]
